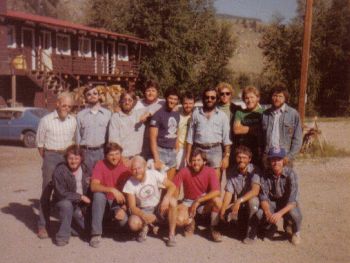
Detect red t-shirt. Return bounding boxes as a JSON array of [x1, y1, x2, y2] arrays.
[[173, 166, 220, 200], [92, 160, 131, 200]]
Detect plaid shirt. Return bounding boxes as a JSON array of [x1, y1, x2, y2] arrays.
[[36, 110, 76, 150]]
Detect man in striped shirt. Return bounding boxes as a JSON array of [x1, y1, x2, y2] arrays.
[[36, 92, 77, 239]]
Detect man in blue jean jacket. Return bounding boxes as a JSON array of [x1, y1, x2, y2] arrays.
[[262, 83, 302, 166]]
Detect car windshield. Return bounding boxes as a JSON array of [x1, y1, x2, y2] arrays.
[[29, 109, 48, 118]]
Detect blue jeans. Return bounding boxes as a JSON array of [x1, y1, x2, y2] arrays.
[[193, 145, 222, 168], [38, 151, 65, 228], [82, 148, 104, 172], [91, 192, 128, 236], [257, 200, 302, 233], [158, 146, 177, 168], [55, 200, 85, 242]]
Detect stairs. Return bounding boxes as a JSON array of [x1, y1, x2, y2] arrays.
[[26, 70, 67, 94]]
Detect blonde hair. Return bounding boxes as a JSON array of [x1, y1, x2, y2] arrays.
[[242, 86, 260, 99], [215, 82, 234, 95]]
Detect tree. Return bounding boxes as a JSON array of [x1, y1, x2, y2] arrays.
[[259, 0, 350, 116], [87, 0, 236, 95]]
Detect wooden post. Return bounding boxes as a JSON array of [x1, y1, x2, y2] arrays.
[[11, 74, 16, 107], [298, 0, 313, 124]]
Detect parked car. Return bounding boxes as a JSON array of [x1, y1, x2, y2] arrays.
[[0, 107, 49, 148]]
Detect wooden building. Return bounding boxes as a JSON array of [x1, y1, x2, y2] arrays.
[[0, 1, 148, 109]]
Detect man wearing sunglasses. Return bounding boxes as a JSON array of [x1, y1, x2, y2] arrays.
[[186, 87, 232, 180], [36, 92, 77, 239], [76, 84, 112, 172]]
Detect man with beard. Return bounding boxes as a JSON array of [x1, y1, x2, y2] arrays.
[[262, 83, 302, 166], [257, 147, 302, 246], [53, 145, 91, 246], [109, 91, 154, 167], [149, 87, 180, 180], [174, 149, 222, 242], [123, 155, 177, 247], [220, 145, 261, 244], [186, 87, 231, 179], [36, 92, 76, 239], [77, 84, 112, 171], [89, 143, 131, 248]]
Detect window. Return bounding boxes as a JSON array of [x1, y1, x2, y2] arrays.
[[117, 43, 128, 61], [78, 37, 91, 57], [7, 26, 16, 48], [0, 111, 13, 120], [41, 31, 52, 52], [56, 34, 71, 55]]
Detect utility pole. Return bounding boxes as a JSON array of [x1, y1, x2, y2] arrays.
[[298, 0, 313, 124]]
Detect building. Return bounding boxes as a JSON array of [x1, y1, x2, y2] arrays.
[[0, 1, 148, 109]]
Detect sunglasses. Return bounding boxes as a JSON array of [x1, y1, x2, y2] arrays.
[[205, 95, 217, 101], [86, 91, 98, 97], [220, 92, 231, 96]]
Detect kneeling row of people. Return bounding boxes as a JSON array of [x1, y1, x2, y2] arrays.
[[53, 142, 302, 247]]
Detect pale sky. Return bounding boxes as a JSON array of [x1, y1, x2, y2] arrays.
[[215, 0, 298, 22]]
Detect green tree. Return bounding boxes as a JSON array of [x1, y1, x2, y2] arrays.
[[87, 0, 236, 95]]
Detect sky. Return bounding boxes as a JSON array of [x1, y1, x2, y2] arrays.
[[214, 0, 298, 22]]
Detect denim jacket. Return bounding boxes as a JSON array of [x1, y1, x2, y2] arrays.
[[262, 104, 302, 159], [53, 162, 91, 203]]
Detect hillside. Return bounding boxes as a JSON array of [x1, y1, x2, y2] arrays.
[[218, 14, 266, 75]]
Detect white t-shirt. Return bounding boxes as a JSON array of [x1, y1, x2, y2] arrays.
[[123, 169, 165, 208]]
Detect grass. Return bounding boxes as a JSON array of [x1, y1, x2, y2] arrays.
[[298, 140, 350, 159], [305, 117, 350, 123]]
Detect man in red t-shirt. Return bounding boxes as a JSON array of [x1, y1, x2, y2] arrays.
[[173, 149, 223, 242], [89, 143, 131, 248]]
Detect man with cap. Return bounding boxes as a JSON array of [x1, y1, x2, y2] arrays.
[[76, 84, 112, 172], [257, 147, 302, 246]]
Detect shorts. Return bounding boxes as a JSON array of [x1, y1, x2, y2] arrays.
[[194, 144, 222, 168], [158, 146, 177, 168], [176, 147, 186, 170], [181, 199, 206, 215]]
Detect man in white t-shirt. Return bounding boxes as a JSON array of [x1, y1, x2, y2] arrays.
[[123, 155, 177, 247]]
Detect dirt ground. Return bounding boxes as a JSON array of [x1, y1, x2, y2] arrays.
[[0, 120, 350, 263]]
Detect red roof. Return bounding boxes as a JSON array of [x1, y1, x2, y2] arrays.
[[1, 10, 148, 44]]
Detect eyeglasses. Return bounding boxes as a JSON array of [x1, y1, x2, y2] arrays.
[[205, 96, 217, 101], [86, 91, 98, 97], [220, 92, 231, 96], [61, 104, 73, 109]]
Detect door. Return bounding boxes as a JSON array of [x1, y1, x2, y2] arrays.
[[0, 110, 13, 139], [95, 40, 104, 75], [40, 31, 53, 71], [106, 42, 115, 74], [22, 28, 36, 70]]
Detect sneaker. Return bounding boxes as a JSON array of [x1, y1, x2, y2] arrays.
[[137, 225, 149, 242], [291, 233, 301, 246], [243, 237, 256, 245], [55, 239, 68, 247], [37, 227, 49, 239], [184, 219, 195, 237], [265, 225, 277, 240], [210, 227, 222, 242], [89, 235, 101, 248], [284, 222, 293, 237], [166, 235, 176, 247]]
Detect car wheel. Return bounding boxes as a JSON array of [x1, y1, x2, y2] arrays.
[[23, 131, 36, 148]]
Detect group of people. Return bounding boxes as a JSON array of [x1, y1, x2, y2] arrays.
[[35, 79, 303, 248]]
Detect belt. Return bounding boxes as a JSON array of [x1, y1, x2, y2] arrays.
[[80, 144, 104, 150], [194, 142, 221, 149], [44, 148, 65, 154]]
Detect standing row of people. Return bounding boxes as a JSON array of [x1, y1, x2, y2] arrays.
[[35, 79, 303, 248]]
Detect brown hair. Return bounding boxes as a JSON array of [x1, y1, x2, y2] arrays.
[[65, 144, 84, 160], [235, 145, 253, 159], [104, 142, 123, 156], [143, 79, 160, 93], [271, 82, 290, 102], [190, 148, 207, 162]]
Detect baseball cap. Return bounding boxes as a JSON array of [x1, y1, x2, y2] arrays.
[[267, 147, 286, 159]]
